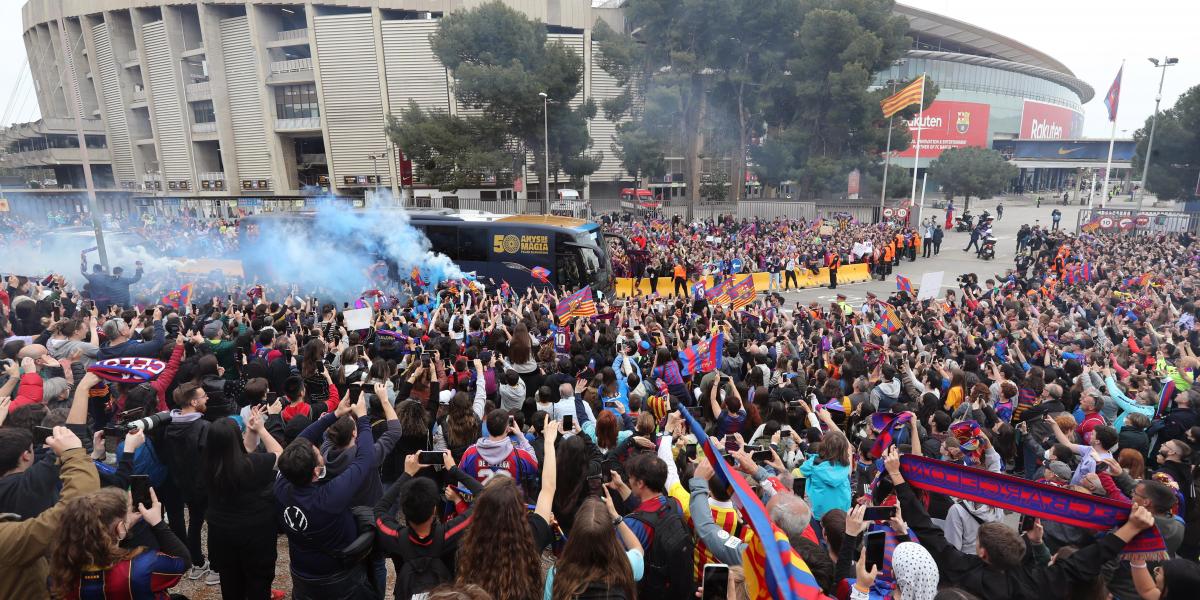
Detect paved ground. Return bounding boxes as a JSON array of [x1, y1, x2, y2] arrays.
[[774, 194, 1092, 308]]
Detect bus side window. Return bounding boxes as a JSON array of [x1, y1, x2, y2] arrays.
[[426, 226, 459, 260], [556, 253, 582, 290], [459, 228, 490, 262]]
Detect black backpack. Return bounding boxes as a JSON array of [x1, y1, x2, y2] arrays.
[[392, 525, 452, 599], [628, 498, 695, 600]]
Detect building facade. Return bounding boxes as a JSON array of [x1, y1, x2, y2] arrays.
[[2, 1, 1094, 217]]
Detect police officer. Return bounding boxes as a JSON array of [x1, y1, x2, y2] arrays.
[[828, 251, 841, 290]]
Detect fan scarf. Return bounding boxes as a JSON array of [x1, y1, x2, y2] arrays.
[[899, 454, 1167, 561]]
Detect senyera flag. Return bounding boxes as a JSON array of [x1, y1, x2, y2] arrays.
[[678, 333, 724, 376], [880, 75, 926, 119], [677, 404, 823, 600], [555, 286, 597, 325]]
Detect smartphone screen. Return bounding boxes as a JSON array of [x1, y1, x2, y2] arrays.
[[418, 451, 445, 466], [792, 477, 807, 498], [701, 564, 730, 600], [864, 531, 886, 571], [686, 443, 698, 460], [129, 474, 152, 510], [751, 449, 774, 463], [862, 506, 897, 522], [33, 425, 55, 442], [1020, 514, 1036, 532], [562, 414, 574, 431]]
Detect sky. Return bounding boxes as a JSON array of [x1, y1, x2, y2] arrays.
[[0, 0, 1195, 139]]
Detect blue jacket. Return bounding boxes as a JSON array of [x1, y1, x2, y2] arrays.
[[798, 455, 851, 519], [96, 320, 166, 361]]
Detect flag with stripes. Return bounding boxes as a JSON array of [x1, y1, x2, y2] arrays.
[[555, 286, 597, 325], [677, 405, 823, 600], [1104, 65, 1123, 122], [729, 276, 756, 310], [880, 75, 926, 119], [1082, 262, 1093, 282], [896, 275, 912, 294], [679, 333, 725, 376], [706, 279, 732, 305], [1156, 378, 1176, 419], [872, 302, 902, 336], [160, 283, 193, 310]]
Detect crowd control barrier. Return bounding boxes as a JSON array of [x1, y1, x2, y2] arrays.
[[613, 263, 871, 298]]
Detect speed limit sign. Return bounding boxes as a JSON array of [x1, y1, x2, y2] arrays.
[[882, 207, 894, 218], [1135, 214, 1150, 226], [896, 208, 909, 218], [1099, 216, 1115, 229]]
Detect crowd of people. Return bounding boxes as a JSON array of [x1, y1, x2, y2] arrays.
[[1, 208, 1199, 600]]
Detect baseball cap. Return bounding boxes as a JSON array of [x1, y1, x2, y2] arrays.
[[1046, 461, 1072, 481], [439, 390, 454, 405]]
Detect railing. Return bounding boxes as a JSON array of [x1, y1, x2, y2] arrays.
[[269, 57, 312, 74], [275, 117, 320, 131], [42, 117, 104, 133], [191, 122, 218, 134], [199, 171, 226, 181], [185, 80, 211, 99], [275, 28, 310, 42], [130, 89, 147, 103], [299, 153, 327, 164]]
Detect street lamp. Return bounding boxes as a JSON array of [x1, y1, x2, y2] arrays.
[[367, 151, 386, 198], [539, 91, 550, 214], [1137, 56, 1179, 211]]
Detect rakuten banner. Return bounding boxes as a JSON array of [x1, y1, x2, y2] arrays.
[[1020, 99, 1084, 140], [894, 100, 990, 159]]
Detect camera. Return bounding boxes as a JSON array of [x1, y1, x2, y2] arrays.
[[957, 273, 978, 288], [124, 411, 172, 433]]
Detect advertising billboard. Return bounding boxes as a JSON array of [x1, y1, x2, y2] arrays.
[[1020, 99, 1084, 140], [894, 100, 990, 159]]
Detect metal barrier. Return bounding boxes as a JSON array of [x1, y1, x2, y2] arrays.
[[1075, 207, 1200, 234]]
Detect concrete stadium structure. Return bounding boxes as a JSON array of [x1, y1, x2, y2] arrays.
[[1, 0, 1096, 216]]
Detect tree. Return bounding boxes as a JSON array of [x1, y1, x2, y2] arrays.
[[1132, 84, 1200, 202], [390, 1, 599, 194], [928, 147, 1017, 209], [386, 104, 512, 191]]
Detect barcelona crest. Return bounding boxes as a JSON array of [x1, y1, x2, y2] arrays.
[[956, 111, 970, 134]]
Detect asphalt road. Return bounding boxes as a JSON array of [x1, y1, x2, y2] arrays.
[[775, 195, 1091, 307]]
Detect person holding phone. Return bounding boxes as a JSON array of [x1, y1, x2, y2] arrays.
[[459, 408, 540, 486], [545, 488, 644, 600]]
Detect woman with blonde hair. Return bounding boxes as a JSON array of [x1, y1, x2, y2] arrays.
[[48, 487, 190, 599]]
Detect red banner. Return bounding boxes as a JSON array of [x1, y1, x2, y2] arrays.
[[1019, 99, 1084, 140], [894, 100, 990, 159]]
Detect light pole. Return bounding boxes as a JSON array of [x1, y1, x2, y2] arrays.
[[1138, 57, 1178, 211], [368, 151, 385, 198], [539, 91, 550, 214]]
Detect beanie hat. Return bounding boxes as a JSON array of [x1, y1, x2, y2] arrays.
[[203, 320, 224, 339]]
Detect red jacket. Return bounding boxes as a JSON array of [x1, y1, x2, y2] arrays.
[[8, 372, 44, 411]]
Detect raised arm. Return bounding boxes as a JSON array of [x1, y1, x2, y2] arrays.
[[534, 416, 559, 524]]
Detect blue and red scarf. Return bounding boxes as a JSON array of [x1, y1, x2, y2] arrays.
[[899, 454, 1167, 561]]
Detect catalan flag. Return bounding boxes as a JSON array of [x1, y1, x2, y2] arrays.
[[1138, 271, 1153, 287], [872, 302, 901, 336], [896, 275, 912, 294], [555, 286, 597, 325], [1081, 218, 1102, 233], [160, 282, 194, 310], [679, 333, 724, 376], [676, 405, 823, 600], [880, 75, 926, 119], [728, 276, 756, 310]]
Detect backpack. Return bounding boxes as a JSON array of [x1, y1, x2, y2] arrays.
[[392, 525, 452, 600], [628, 498, 695, 599]]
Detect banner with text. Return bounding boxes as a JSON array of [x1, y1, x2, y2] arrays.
[[895, 100, 990, 159], [1019, 99, 1084, 140]]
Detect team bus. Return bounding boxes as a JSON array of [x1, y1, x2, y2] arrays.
[[238, 208, 619, 296]]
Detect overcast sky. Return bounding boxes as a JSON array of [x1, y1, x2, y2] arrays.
[[0, 0, 1195, 139]]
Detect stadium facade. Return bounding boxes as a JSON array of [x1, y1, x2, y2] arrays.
[[1, 0, 1097, 216]]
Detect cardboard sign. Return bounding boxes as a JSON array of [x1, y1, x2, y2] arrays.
[[917, 271, 944, 301], [343, 307, 373, 331]]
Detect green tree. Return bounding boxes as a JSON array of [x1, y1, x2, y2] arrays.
[[1132, 84, 1200, 202], [928, 147, 1017, 209], [386, 104, 513, 191], [390, 1, 598, 195]]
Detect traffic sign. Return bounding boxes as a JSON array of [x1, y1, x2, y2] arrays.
[[1099, 217, 1115, 229], [1134, 214, 1150, 226], [1118, 217, 1134, 231], [882, 207, 894, 218], [896, 208, 909, 218]]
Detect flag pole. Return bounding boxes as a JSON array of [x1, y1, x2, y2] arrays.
[[908, 74, 926, 209], [880, 116, 893, 220]]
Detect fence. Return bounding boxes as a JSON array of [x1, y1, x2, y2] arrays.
[[1075, 207, 1200, 235]]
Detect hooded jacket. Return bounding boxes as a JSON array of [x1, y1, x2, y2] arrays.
[[161, 411, 210, 502], [944, 499, 1005, 554], [870, 378, 902, 411], [46, 337, 100, 367], [321, 418, 402, 507], [459, 435, 538, 485]]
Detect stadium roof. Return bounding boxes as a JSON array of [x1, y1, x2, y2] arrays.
[[894, 3, 1073, 75]]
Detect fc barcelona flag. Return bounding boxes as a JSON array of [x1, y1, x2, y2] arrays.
[[160, 283, 194, 310], [679, 334, 724, 376], [728, 276, 756, 310], [706, 279, 732, 305], [555, 286, 597, 325], [872, 302, 901, 336], [676, 405, 824, 600], [1104, 65, 1123, 122], [896, 275, 912, 294]]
